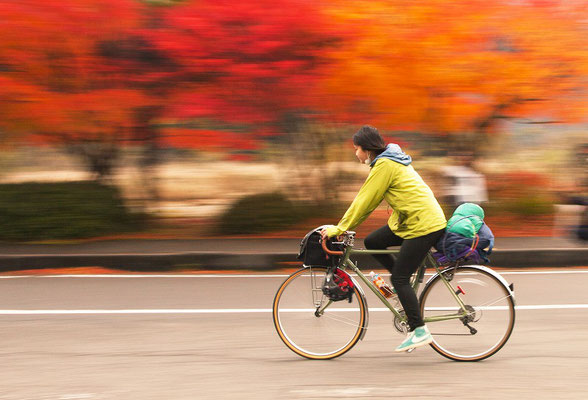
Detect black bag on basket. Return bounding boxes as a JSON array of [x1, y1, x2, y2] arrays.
[[297, 226, 343, 267], [298, 226, 350, 302]]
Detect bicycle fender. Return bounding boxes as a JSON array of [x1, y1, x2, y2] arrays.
[[345, 272, 369, 341], [422, 265, 516, 306]]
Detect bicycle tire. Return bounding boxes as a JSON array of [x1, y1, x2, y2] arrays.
[[273, 266, 368, 360], [419, 265, 515, 361]]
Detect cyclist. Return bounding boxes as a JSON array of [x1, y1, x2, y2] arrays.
[[321, 125, 447, 352]]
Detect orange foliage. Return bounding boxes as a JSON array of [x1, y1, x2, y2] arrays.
[[318, 0, 588, 134], [0, 0, 586, 156]]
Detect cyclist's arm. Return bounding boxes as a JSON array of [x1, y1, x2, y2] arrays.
[[325, 160, 394, 238]]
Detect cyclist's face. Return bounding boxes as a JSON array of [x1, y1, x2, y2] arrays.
[[354, 145, 370, 164]]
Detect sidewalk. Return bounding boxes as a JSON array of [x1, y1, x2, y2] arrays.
[[0, 236, 586, 272]]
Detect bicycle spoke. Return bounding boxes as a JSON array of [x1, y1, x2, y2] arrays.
[[472, 294, 513, 309], [321, 312, 363, 327]]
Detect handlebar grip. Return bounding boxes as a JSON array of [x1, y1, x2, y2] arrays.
[[321, 237, 344, 256]]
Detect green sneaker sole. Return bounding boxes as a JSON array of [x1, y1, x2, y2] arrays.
[[394, 335, 433, 352]]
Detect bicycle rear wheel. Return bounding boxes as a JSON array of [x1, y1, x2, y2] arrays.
[[272, 266, 367, 360], [420, 266, 515, 361]]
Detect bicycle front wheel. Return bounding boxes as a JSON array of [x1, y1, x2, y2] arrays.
[[420, 266, 515, 361], [272, 266, 368, 360]]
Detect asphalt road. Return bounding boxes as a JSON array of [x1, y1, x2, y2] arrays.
[[1, 268, 587, 399]]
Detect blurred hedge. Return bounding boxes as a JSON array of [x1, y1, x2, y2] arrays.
[[217, 192, 341, 235], [0, 182, 146, 241]]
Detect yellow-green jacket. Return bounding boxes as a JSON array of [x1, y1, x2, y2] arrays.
[[326, 156, 447, 239]]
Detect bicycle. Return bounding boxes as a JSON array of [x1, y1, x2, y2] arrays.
[[272, 230, 516, 361]]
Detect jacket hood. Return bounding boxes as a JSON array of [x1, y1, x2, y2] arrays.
[[370, 143, 412, 167], [447, 203, 485, 238]]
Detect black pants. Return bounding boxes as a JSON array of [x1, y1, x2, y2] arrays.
[[364, 225, 445, 331]]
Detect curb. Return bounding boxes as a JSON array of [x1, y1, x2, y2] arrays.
[[0, 253, 293, 272], [1, 248, 587, 272]]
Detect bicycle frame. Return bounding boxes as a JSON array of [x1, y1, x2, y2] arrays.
[[335, 246, 470, 324]]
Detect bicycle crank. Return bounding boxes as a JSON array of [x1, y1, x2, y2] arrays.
[[393, 310, 408, 334]]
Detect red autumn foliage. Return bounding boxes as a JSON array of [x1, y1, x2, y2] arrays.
[[0, 0, 586, 168], [160, 129, 260, 152], [0, 0, 150, 140], [488, 171, 552, 199], [143, 0, 337, 123]]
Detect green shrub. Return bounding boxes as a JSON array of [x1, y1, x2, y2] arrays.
[[0, 181, 146, 241], [504, 195, 554, 216], [217, 192, 341, 235]]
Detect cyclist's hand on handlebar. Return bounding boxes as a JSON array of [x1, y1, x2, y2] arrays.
[[320, 226, 343, 242]]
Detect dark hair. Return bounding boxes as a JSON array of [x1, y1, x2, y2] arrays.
[[353, 125, 387, 155]]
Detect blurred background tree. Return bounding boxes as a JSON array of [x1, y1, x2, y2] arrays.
[[0, 0, 152, 180], [143, 0, 344, 214], [0, 0, 585, 238], [319, 0, 587, 154]]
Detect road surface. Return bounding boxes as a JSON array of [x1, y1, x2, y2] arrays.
[[1, 268, 587, 399]]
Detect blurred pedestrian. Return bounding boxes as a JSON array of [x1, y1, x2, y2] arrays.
[[320, 125, 447, 352], [441, 151, 488, 210]]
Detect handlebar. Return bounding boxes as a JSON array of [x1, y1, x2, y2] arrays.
[[321, 237, 344, 256]]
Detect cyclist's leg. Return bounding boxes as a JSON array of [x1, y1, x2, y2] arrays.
[[391, 229, 445, 331], [363, 225, 403, 273]]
